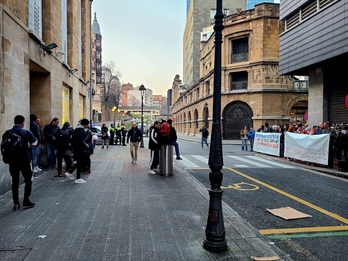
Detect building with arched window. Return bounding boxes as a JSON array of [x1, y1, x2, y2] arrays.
[[172, 3, 308, 139]]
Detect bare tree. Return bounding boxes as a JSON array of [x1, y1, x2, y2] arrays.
[[101, 62, 122, 109], [128, 95, 141, 107]]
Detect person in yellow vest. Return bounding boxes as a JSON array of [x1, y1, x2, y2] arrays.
[[121, 122, 127, 146], [115, 123, 122, 145], [109, 124, 115, 145]]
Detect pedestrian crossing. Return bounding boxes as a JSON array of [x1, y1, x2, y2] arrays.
[[176, 155, 296, 169]]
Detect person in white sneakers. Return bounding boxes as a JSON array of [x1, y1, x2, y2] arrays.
[[30, 114, 42, 173], [148, 121, 161, 174]]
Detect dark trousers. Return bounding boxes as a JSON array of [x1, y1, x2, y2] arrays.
[[109, 135, 114, 145], [57, 148, 72, 173], [122, 135, 126, 145], [75, 153, 87, 180], [116, 134, 121, 145], [9, 159, 32, 204], [46, 143, 57, 168], [150, 149, 159, 170]]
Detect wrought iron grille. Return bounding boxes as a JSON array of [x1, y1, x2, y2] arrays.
[[223, 102, 253, 139]]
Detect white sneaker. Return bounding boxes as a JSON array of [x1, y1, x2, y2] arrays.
[[65, 173, 75, 180], [74, 178, 86, 184], [148, 170, 156, 175], [134, 161, 137, 164], [33, 168, 38, 173], [35, 166, 42, 172]]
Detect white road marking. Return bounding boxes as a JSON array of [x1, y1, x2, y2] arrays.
[[245, 156, 295, 169], [179, 156, 199, 168], [228, 156, 272, 168]]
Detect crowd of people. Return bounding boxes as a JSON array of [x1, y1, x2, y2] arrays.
[[240, 121, 347, 168], [7, 112, 344, 211], [1, 115, 185, 209]]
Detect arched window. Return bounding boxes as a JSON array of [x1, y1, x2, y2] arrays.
[[194, 109, 199, 128]]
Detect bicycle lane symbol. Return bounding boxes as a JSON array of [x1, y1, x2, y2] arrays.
[[222, 182, 259, 191]]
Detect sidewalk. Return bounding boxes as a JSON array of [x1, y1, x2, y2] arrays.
[[177, 133, 348, 180], [0, 141, 291, 261]]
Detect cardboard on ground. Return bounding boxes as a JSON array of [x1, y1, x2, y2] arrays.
[[251, 256, 280, 261], [266, 207, 312, 220]]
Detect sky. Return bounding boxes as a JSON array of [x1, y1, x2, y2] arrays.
[[92, 1, 186, 96]]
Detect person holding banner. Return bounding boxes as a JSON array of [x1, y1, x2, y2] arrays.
[[240, 125, 248, 151], [321, 121, 336, 168], [247, 127, 255, 152]]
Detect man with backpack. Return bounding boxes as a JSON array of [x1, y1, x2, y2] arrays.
[[54, 122, 73, 178], [1, 115, 38, 209], [159, 119, 171, 146]]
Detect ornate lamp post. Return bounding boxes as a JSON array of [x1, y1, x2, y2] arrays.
[[204, 102, 209, 128], [112, 106, 116, 126], [139, 84, 146, 148], [89, 0, 93, 128], [203, 0, 227, 253]]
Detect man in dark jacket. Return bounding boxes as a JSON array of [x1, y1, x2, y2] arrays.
[[71, 119, 90, 184], [43, 117, 60, 170], [167, 119, 182, 160], [126, 122, 143, 164], [54, 122, 73, 178], [30, 114, 42, 173], [199, 125, 209, 148], [148, 121, 161, 174], [2, 115, 38, 209]]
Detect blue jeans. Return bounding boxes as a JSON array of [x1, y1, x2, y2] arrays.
[[249, 139, 254, 151], [31, 146, 41, 168], [201, 137, 208, 148], [46, 143, 57, 168], [241, 139, 248, 151], [170, 141, 180, 158]]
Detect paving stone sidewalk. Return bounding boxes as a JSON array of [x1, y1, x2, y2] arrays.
[[0, 142, 291, 261]]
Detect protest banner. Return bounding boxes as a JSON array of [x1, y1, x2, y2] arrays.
[[285, 132, 329, 165], [254, 132, 281, 156]]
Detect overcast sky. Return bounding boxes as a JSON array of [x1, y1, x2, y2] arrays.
[[92, 1, 281, 96], [92, 1, 186, 96]]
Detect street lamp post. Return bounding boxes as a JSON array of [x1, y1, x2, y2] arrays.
[[139, 84, 146, 148], [112, 106, 116, 126], [203, 0, 227, 253], [89, 0, 93, 128]]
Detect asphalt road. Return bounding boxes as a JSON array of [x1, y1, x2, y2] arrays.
[[178, 139, 348, 261]]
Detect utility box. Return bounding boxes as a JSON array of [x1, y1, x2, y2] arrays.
[[159, 145, 173, 176]]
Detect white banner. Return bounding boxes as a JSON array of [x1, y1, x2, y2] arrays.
[[284, 132, 329, 165], [254, 132, 281, 156]]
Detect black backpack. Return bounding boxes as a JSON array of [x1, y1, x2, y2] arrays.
[[1, 130, 23, 164]]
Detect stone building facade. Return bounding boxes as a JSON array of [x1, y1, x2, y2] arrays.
[[0, 1, 92, 188], [173, 3, 308, 139], [183, 0, 246, 87]]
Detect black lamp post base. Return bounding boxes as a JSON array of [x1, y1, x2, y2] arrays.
[[203, 238, 227, 253]]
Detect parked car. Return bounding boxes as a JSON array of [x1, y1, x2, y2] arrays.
[[91, 125, 110, 144], [138, 123, 148, 136]]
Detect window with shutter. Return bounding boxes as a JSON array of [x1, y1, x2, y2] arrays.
[[29, 0, 42, 38], [61, 0, 68, 63]]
